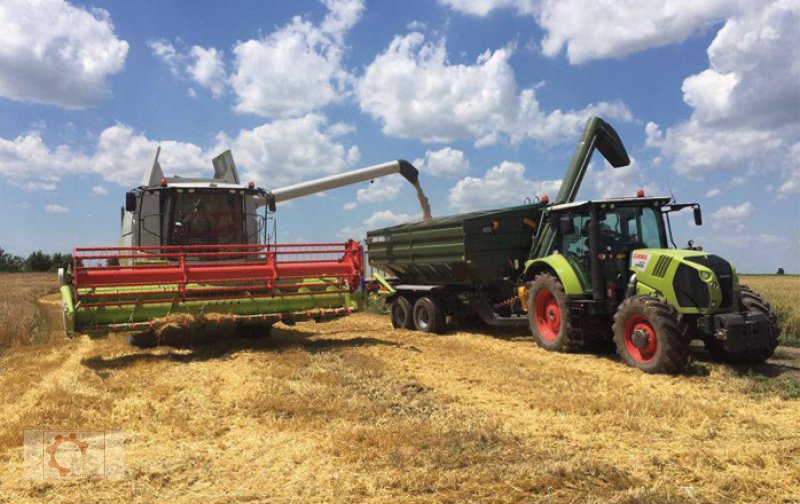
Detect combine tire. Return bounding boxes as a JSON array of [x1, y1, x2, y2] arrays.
[[527, 273, 579, 352], [613, 296, 689, 373], [708, 285, 779, 365], [413, 296, 446, 334], [390, 296, 415, 330]]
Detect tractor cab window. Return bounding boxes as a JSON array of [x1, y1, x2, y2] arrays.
[[618, 206, 665, 250], [170, 191, 244, 245]]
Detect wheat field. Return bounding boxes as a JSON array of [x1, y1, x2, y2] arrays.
[[741, 275, 800, 347], [0, 275, 799, 502]]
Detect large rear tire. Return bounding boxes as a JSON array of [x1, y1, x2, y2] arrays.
[[390, 296, 415, 330], [708, 285, 779, 365], [613, 296, 689, 373], [413, 296, 446, 334], [527, 273, 579, 352]]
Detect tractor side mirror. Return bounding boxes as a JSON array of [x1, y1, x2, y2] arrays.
[[693, 206, 703, 226], [558, 215, 575, 235], [125, 191, 137, 212]]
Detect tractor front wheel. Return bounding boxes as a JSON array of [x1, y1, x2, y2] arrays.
[[708, 285, 779, 365], [613, 296, 689, 373], [390, 296, 415, 330], [527, 273, 578, 352]]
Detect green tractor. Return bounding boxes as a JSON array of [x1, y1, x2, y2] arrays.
[[367, 117, 778, 373], [523, 196, 778, 373]]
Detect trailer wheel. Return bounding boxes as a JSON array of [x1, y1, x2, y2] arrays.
[[708, 285, 779, 364], [390, 296, 415, 330], [413, 297, 446, 334], [613, 296, 689, 374], [527, 273, 578, 352]]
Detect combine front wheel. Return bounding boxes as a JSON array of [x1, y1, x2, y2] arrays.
[[613, 296, 688, 373]]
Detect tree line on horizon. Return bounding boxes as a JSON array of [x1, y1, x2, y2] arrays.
[[0, 247, 76, 273]]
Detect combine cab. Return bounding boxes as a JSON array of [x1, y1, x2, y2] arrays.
[[60, 149, 421, 345]]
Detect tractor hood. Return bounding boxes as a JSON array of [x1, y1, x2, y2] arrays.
[[630, 249, 739, 315]]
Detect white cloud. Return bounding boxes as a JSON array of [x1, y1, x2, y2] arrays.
[[0, 0, 128, 108], [187, 46, 226, 97], [150, 40, 226, 97], [414, 147, 470, 178], [439, 0, 536, 17], [338, 209, 419, 240], [44, 204, 69, 214], [710, 201, 753, 230], [229, 0, 363, 117], [345, 176, 403, 209], [448, 161, 561, 212], [646, 1, 799, 184], [0, 115, 358, 190], [588, 157, 660, 199], [357, 33, 632, 146], [212, 113, 358, 187], [705, 188, 721, 197], [91, 186, 108, 195]]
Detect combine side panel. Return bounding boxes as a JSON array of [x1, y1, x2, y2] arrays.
[[61, 241, 363, 335]]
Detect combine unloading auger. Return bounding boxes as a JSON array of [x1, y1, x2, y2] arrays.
[[59, 150, 422, 340]]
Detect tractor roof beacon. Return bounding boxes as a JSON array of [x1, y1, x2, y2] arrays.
[[367, 117, 779, 374]]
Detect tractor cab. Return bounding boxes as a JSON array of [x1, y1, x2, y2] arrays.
[[541, 196, 703, 309]]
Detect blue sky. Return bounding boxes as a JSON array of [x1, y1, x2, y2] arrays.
[[0, 0, 797, 273]]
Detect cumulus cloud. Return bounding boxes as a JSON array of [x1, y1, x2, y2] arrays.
[[440, 0, 739, 65], [357, 33, 632, 146], [414, 148, 470, 178], [646, 1, 799, 187], [229, 0, 363, 117], [0, 0, 128, 108], [0, 115, 358, 190], [448, 161, 561, 212], [149, 40, 227, 97], [588, 157, 660, 199], [343, 176, 403, 210], [710, 201, 753, 230], [44, 204, 69, 214], [338, 209, 419, 240], [91, 186, 108, 195]]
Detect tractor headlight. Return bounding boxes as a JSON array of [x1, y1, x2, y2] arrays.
[[699, 270, 712, 281]]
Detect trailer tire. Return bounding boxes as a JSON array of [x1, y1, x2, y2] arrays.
[[708, 285, 779, 365], [613, 296, 689, 374], [413, 297, 446, 334], [527, 273, 579, 352], [391, 296, 415, 330]]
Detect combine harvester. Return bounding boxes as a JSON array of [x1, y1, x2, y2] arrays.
[[368, 117, 779, 373], [59, 151, 424, 346]]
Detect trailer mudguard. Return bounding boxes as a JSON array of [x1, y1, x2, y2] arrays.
[[522, 255, 586, 296]]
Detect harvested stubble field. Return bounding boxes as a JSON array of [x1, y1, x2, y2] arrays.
[[741, 275, 800, 347], [0, 276, 799, 503]]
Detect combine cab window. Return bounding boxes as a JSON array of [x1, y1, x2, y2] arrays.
[[170, 192, 244, 245]]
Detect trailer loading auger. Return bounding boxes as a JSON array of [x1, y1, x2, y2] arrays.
[[59, 150, 427, 346], [367, 117, 779, 373]]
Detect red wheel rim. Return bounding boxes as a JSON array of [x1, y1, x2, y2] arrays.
[[624, 315, 658, 363], [534, 288, 561, 342]]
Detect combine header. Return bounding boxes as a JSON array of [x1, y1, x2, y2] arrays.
[[60, 149, 423, 344]]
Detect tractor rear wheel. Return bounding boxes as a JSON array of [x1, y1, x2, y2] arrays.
[[413, 296, 446, 334], [613, 296, 689, 373], [708, 285, 779, 364], [390, 296, 415, 330], [527, 273, 579, 352]]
